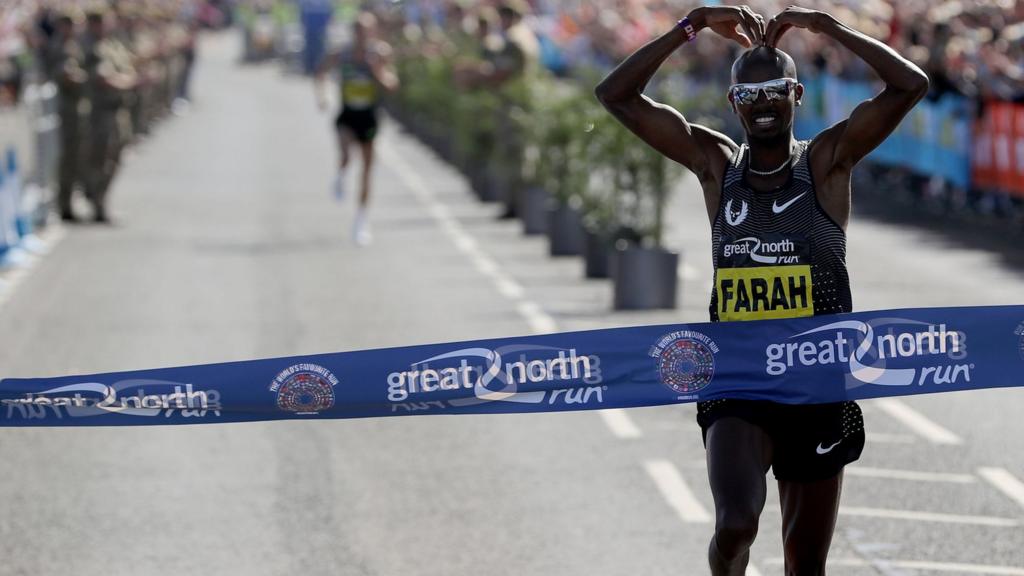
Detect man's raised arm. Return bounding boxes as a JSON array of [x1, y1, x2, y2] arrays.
[[765, 6, 929, 170], [594, 6, 764, 187]]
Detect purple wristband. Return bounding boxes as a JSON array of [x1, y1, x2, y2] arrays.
[[677, 16, 697, 42]]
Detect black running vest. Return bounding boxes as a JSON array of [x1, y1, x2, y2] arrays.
[[709, 140, 852, 322]]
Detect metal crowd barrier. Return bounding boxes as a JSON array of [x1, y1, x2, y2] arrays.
[[0, 80, 59, 230]]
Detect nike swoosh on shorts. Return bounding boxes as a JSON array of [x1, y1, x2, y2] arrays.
[[816, 439, 842, 455]]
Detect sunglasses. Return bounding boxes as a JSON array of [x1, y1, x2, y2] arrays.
[[728, 78, 797, 106]]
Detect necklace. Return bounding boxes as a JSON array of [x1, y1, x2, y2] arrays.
[[748, 154, 791, 176]]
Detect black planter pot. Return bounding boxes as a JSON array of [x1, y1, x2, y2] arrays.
[[477, 165, 503, 202], [611, 244, 679, 310], [521, 187, 550, 235], [426, 130, 443, 154], [453, 146, 470, 173], [408, 119, 423, 141], [435, 136, 454, 163], [547, 203, 586, 256], [583, 231, 611, 278], [468, 166, 484, 199]]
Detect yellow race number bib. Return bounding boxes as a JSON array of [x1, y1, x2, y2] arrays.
[[716, 265, 814, 321], [716, 234, 815, 321]]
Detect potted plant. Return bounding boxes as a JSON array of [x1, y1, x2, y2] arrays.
[[518, 81, 577, 235], [576, 100, 635, 278], [603, 91, 686, 309], [541, 88, 597, 256]]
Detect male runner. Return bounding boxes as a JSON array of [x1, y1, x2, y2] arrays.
[[316, 12, 398, 246], [596, 5, 928, 574]]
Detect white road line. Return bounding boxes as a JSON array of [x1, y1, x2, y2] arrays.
[[450, 233, 477, 253], [764, 557, 1024, 575], [644, 459, 712, 523], [978, 467, 1024, 511], [846, 466, 976, 483], [676, 263, 702, 281], [764, 557, 867, 568], [884, 561, 1024, 575], [515, 301, 557, 335], [383, 144, 557, 336], [864, 432, 917, 444], [873, 398, 963, 445], [469, 253, 500, 275], [493, 276, 525, 300], [598, 409, 643, 439], [840, 506, 1019, 527]]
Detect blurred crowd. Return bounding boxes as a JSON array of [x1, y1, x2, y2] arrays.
[[4, 0, 1022, 222], [379, 0, 1024, 103], [0, 0, 209, 222], [371, 0, 1024, 213]]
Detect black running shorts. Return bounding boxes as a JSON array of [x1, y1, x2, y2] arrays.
[[697, 399, 865, 482], [335, 106, 378, 142]]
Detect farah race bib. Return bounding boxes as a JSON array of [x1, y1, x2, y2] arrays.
[[716, 234, 814, 321]]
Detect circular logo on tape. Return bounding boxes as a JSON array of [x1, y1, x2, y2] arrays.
[[1016, 322, 1024, 360], [650, 331, 719, 395], [270, 364, 338, 414]]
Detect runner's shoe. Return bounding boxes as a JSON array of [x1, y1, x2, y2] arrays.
[[353, 208, 372, 246]]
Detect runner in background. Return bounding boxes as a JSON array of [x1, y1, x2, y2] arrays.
[[315, 11, 398, 246]]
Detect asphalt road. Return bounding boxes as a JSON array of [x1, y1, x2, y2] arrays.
[[0, 32, 1020, 575]]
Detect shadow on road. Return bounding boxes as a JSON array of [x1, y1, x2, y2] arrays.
[[854, 183, 1024, 275]]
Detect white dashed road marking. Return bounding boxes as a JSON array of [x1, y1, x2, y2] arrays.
[[840, 506, 1019, 527], [864, 432, 917, 444], [644, 459, 712, 523], [765, 557, 1024, 575], [598, 409, 642, 439], [978, 467, 1024, 511], [846, 466, 976, 483], [382, 144, 557, 336], [873, 398, 963, 445]]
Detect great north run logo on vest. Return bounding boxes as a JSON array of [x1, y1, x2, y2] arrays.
[[649, 331, 720, 399], [765, 318, 974, 388]]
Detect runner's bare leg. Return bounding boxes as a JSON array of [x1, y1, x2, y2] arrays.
[[778, 472, 843, 575], [359, 140, 374, 207], [338, 128, 353, 171], [706, 417, 773, 576]]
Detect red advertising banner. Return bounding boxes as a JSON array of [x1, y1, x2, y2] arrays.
[[972, 100, 1024, 198]]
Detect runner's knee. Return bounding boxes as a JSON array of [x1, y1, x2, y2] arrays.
[[713, 510, 759, 558]]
